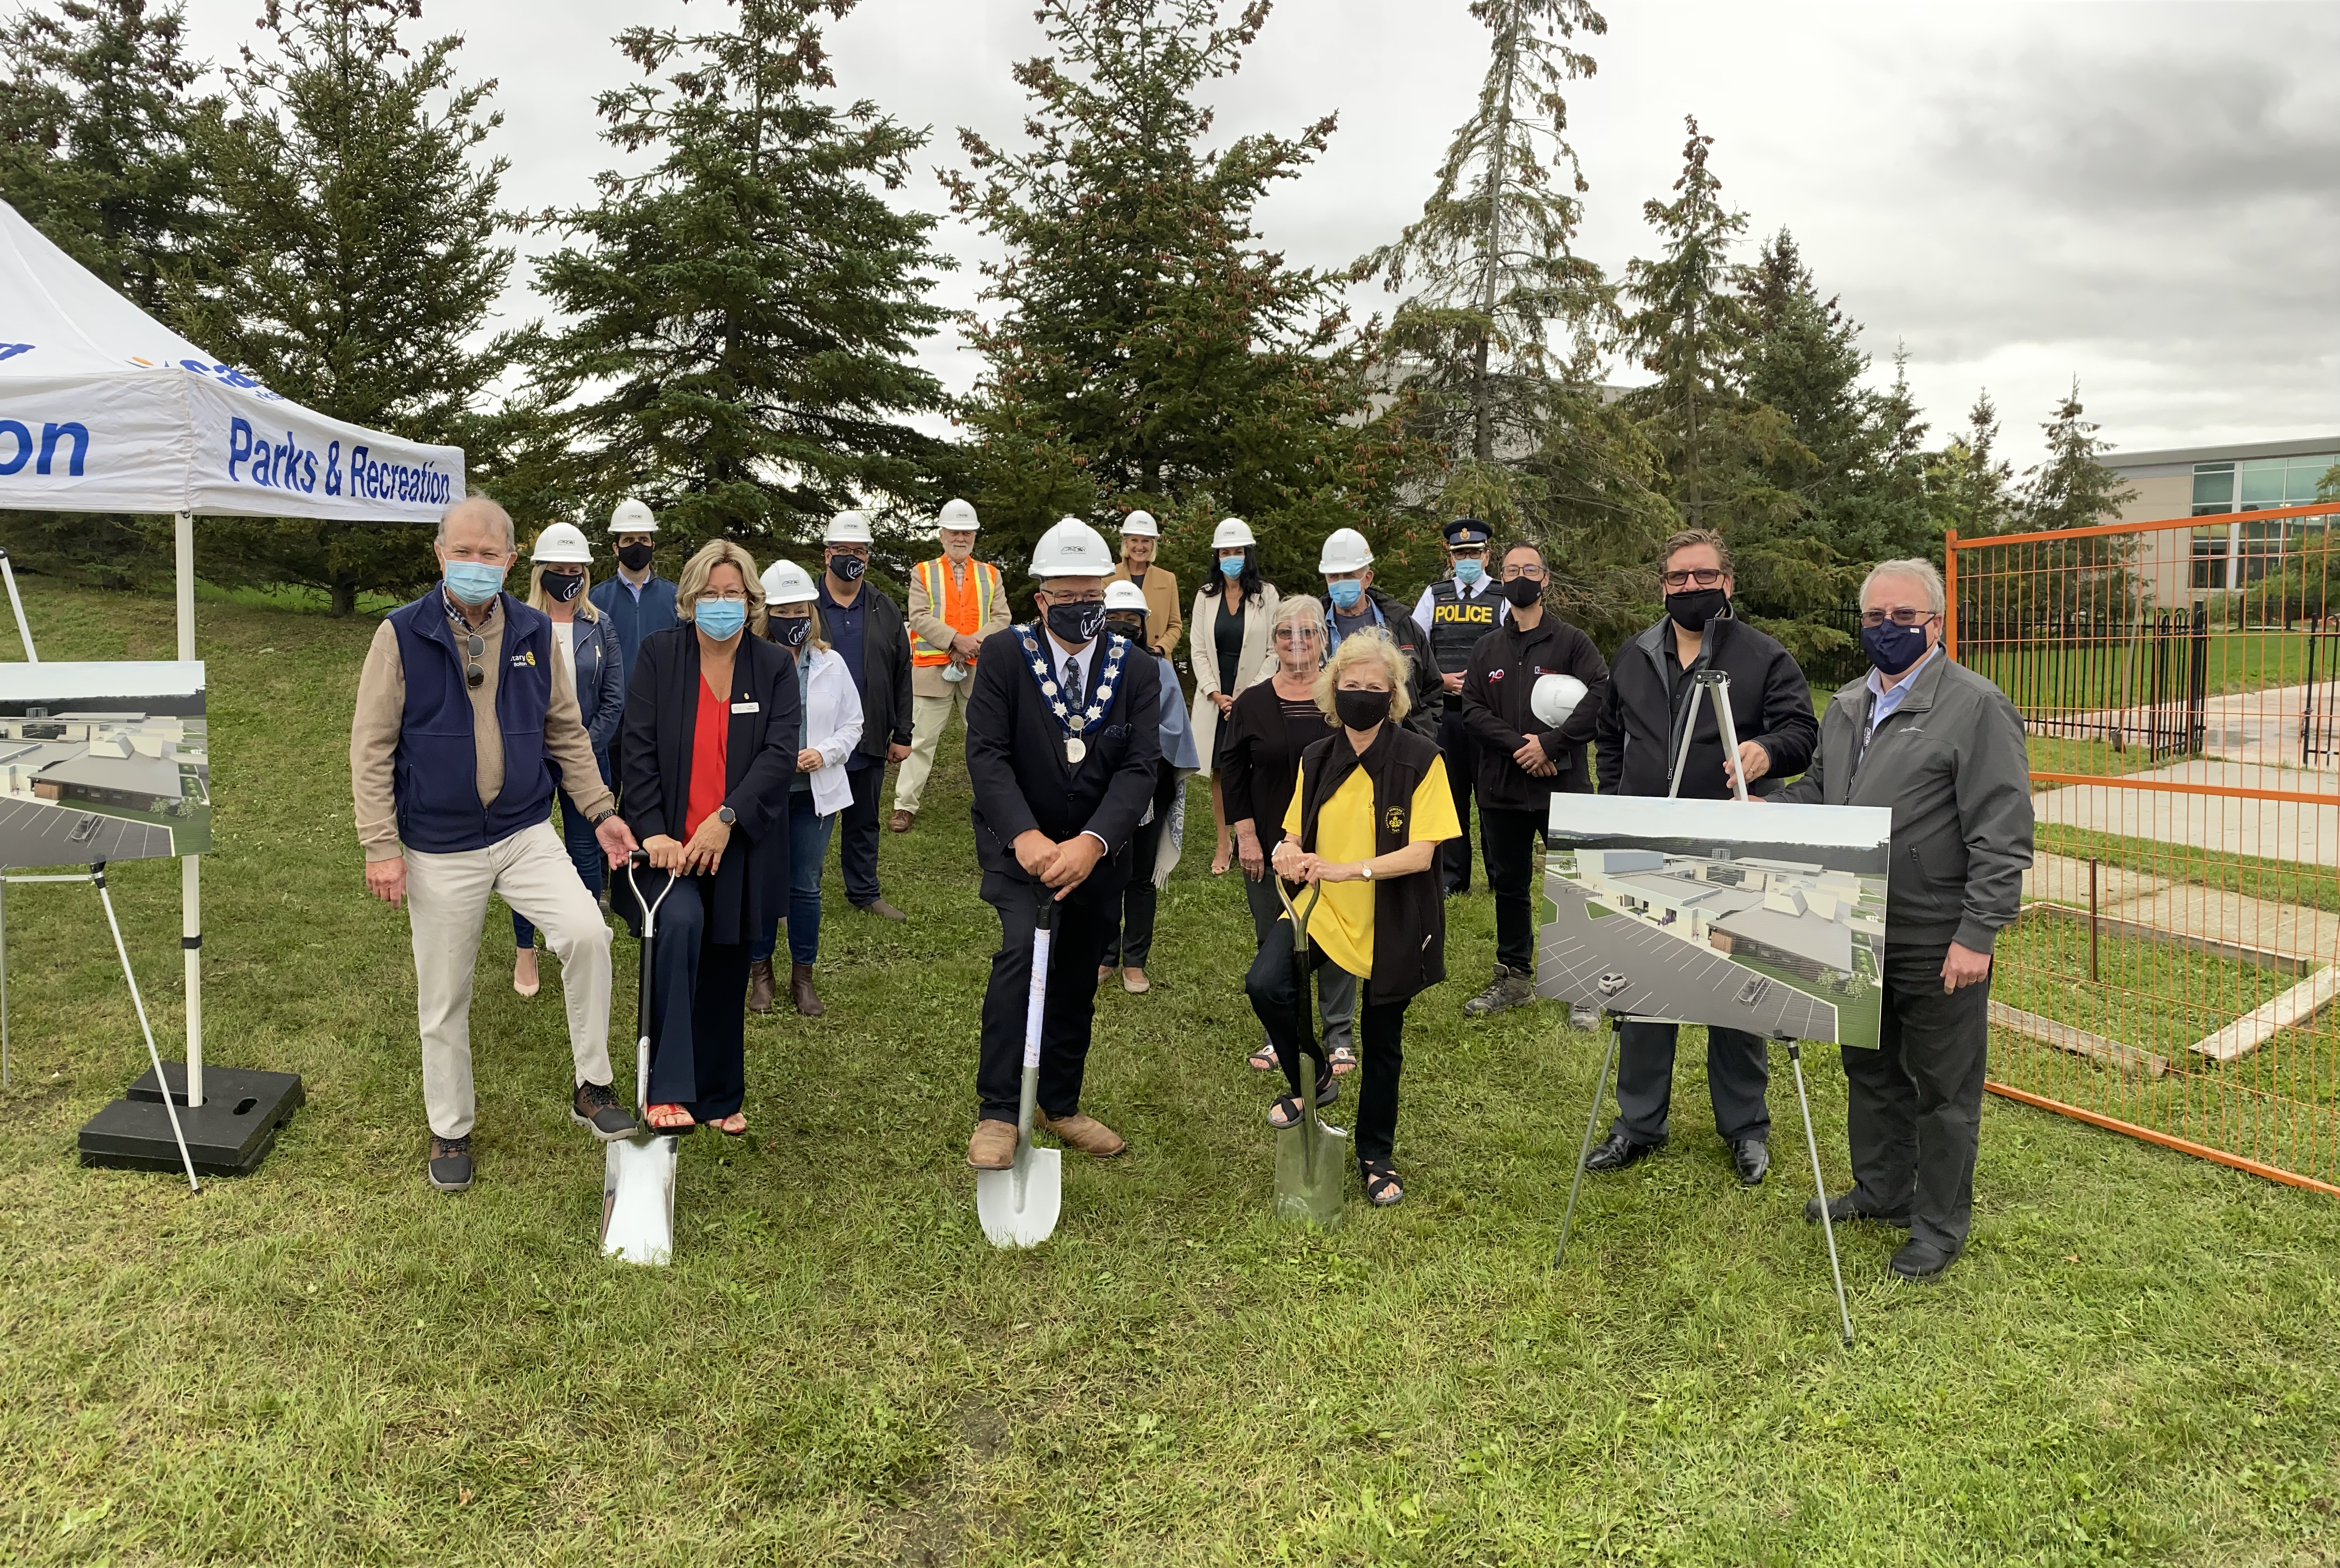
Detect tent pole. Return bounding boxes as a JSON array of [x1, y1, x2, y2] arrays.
[[175, 511, 202, 1109]]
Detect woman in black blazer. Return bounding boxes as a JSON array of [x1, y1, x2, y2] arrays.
[[618, 540, 801, 1135]]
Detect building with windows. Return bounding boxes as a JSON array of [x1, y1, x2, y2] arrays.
[[2102, 436, 2338, 600]]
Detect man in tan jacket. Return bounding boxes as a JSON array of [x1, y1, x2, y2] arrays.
[[1108, 509, 1182, 659], [891, 498, 1012, 832]]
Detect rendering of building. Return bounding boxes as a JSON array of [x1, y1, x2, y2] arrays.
[[2100, 435, 2338, 603], [1568, 846, 1885, 988]]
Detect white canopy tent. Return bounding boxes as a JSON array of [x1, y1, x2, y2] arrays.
[[0, 196, 465, 1108]]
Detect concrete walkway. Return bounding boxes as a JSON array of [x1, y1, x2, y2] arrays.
[[2030, 762, 2340, 867]]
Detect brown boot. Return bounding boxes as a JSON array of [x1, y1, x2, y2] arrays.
[[1035, 1109, 1127, 1158], [790, 962, 824, 1017], [747, 958, 775, 1015], [890, 808, 914, 833], [967, 1118, 1016, 1170]]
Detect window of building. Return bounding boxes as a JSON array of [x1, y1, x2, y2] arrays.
[[2192, 462, 2234, 515], [2190, 526, 2229, 590]]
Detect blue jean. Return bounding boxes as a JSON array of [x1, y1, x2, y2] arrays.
[[753, 788, 834, 967], [513, 778, 606, 949]]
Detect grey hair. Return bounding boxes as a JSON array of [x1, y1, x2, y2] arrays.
[[438, 493, 516, 554], [1272, 593, 1325, 635], [1861, 557, 1946, 615]]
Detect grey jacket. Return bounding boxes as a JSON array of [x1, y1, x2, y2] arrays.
[[1773, 650, 2033, 954]]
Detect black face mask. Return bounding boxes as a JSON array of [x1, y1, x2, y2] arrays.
[[1046, 599, 1107, 646], [773, 615, 812, 650], [545, 570, 585, 603], [1502, 576, 1544, 609], [616, 541, 654, 572], [1665, 587, 1727, 632], [828, 552, 867, 583], [1104, 614, 1146, 643], [1333, 687, 1392, 731]]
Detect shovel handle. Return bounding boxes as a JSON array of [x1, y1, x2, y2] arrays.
[[1272, 875, 1321, 957]]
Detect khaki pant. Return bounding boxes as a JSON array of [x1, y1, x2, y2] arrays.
[[893, 681, 972, 816], [406, 819, 614, 1138]]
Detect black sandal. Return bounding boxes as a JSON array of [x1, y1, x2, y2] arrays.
[[1266, 1065, 1340, 1129], [1360, 1159, 1404, 1207]]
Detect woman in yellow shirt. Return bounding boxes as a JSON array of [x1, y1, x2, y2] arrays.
[[1250, 628, 1460, 1206]]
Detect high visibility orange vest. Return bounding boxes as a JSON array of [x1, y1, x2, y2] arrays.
[[912, 555, 1000, 667]]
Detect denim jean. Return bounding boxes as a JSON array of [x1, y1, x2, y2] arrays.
[[513, 776, 607, 949], [753, 788, 834, 967]]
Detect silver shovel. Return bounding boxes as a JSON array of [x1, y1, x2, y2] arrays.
[[1272, 878, 1347, 1228], [603, 853, 679, 1267], [978, 887, 1063, 1248]]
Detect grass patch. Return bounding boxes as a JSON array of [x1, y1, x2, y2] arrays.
[[2, 578, 2338, 1564], [2036, 822, 2340, 915]]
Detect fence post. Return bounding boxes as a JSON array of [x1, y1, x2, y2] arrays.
[[1944, 529, 1959, 661]]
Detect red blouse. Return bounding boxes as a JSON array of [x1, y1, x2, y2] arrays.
[[683, 677, 729, 840]]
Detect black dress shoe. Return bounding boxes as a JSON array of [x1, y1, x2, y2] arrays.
[[1583, 1131, 1661, 1172], [1803, 1189, 1912, 1228], [1728, 1137, 1768, 1186], [1890, 1236, 1960, 1280]]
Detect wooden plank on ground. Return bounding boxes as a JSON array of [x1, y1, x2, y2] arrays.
[[1989, 1000, 2170, 1077]]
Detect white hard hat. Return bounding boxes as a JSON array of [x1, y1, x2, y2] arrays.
[[1532, 674, 1589, 728], [1104, 579, 1149, 613], [609, 497, 657, 535], [1031, 516, 1116, 578], [1212, 517, 1256, 549], [937, 498, 979, 532], [825, 510, 874, 544], [532, 521, 593, 564], [1119, 509, 1159, 537], [762, 559, 817, 606], [1318, 527, 1373, 574]]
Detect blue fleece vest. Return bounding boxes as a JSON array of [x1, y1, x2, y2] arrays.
[[389, 590, 557, 854]]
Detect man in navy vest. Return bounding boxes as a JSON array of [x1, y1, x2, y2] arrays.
[[353, 496, 643, 1193], [587, 497, 679, 788]]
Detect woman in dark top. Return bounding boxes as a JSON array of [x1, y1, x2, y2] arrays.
[[1189, 517, 1280, 875], [1217, 594, 1358, 1077], [618, 540, 800, 1135]]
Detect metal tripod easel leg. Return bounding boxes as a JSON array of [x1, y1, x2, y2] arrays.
[[1551, 1014, 1619, 1268]]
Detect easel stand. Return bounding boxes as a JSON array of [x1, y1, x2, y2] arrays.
[[1547, 669, 1856, 1347]]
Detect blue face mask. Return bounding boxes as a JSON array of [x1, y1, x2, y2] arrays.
[[1861, 618, 1932, 676], [1327, 579, 1364, 612], [1219, 554, 1246, 579], [443, 560, 506, 607], [1453, 557, 1483, 585], [695, 597, 748, 642]]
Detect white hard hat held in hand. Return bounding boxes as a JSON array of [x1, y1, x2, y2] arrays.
[[1030, 517, 1115, 578], [1318, 527, 1373, 574], [1119, 509, 1159, 537], [1212, 517, 1255, 549], [532, 521, 593, 563], [1531, 674, 1589, 727], [938, 498, 979, 532], [762, 559, 817, 605], [609, 497, 657, 535], [825, 510, 874, 544]]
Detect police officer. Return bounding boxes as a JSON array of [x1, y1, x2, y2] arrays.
[[1411, 517, 1508, 897]]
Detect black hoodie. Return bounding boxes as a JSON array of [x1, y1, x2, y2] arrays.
[[1459, 611, 1610, 810]]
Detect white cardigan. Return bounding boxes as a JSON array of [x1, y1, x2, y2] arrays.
[[1187, 580, 1280, 779], [799, 646, 864, 816]]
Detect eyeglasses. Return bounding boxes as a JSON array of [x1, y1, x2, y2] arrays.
[[1661, 568, 1725, 590], [1048, 592, 1105, 605], [461, 632, 485, 690], [1501, 563, 1547, 581], [826, 544, 870, 559], [1274, 626, 1320, 643], [1859, 607, 1937, 629]]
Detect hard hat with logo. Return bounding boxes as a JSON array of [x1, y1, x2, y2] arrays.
[[532, 521, 593, 564], [762, 559, 817, 606], [1103, 579, 1150, 613], [1531, 674, 1589, 728], [1119, 509, 1159, 537], [937, 498, 980, 533], [825, 510, 874, 544], [609, 497, 657, 535], [1030, 517, 1115, 578], [1318, 527, 1374, 574], [1212, 517, 1256, 549]]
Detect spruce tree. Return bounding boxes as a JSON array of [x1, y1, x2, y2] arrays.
[[2018, 381, 2136, 533], [528, 0, 951, 567], [2009, 380, 2141, 632], [1925, 390, 2015, 540], [170, 0, 516, 614]]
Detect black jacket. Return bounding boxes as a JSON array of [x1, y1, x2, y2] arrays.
[[1459, 612, 1610, 809], [617, 627, 802, 946], [963, 623, 1163, 895], [1295, 722, 1448, 1005], [821, 580, 914, 763], [1329, 584, 1440, 741], [1595, 614, 1817, 799]]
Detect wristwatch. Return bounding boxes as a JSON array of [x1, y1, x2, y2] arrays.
[[589, 809, 615, 827], [716, 805, 737, 826], [1360, 862, 1374, 882]]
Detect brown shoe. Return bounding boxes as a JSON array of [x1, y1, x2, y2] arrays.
[[790, 962, 824, 1017], [967, 1118, 1017, 1170], [890, 809, 914, 833], [857, 898, 907, 923], [1035, 1109, 1127, 1158], [747, 958, 775, 1015]]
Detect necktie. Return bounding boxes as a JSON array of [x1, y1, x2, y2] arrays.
[[1063, 655, 1084, 713]]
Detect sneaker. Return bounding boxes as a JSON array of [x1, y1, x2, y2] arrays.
[[1462, 963, 1533, 1018], [427, 1134, 473, 1192], [857, 897, 908, 923], [571, 1080, 638, 1142]]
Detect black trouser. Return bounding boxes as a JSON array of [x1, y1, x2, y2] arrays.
[[1842, 942, 1992, 1253], [1103, 764, 1181, 969], [1244, 920, 1410, 1168], [634, 871, 751, 1121], [976, 870, 1117, 1122], [837, 760, 883, 906], [1610, 1021, 1772, 1146], [1479, 804, 1544, 974], [1436, 704, 1477, 893], [1240, 867, 1356, 1056]]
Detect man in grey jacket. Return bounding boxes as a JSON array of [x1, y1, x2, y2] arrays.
[[1772, 557, 2033, 1280]]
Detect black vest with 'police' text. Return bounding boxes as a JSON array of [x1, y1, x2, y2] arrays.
[[1426, 577, 1505, 682]]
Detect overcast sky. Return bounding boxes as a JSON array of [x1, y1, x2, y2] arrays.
[[171, 0, 2340, 469]]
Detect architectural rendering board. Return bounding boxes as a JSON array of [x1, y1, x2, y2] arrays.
[[1535, 794, 1893, 1049], [0, 662, 208, 868]]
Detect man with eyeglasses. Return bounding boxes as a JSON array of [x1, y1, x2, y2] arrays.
[[1773, 557, 2032, 1281], [1411, 517, 1510, 898], [815, 510, 914, 922], [1586, 527, 1818, 1188], [352, 495, 644, 1193]]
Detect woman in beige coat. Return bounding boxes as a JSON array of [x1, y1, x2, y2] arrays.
[[1188, 517, 1280, 875]]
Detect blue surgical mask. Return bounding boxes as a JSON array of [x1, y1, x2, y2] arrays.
[[1327, 579, 1364, 611], [1453, 557, 1483, 585], [444, 561, 506, 607], [1861, 618, 1932, 677], [1219, 554, 1245, 579], [695, 597, 747, 642]]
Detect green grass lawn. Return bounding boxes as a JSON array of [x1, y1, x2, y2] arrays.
[[3, 580, 2339, 1566], [1963, 627, 2320, 705]]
